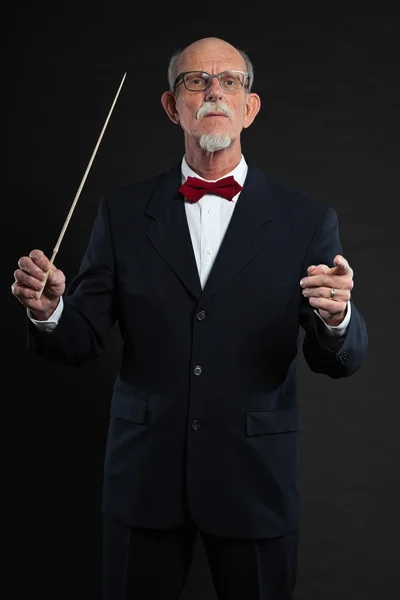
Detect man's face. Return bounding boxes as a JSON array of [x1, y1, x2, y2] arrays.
[[163, 39, 260, 150]]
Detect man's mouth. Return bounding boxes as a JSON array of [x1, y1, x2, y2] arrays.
[[203, 113, 227, 117]]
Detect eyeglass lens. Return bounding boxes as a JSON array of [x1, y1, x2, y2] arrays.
[[184, 71, 245, 91]]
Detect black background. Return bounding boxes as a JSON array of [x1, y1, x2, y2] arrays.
[[3, 2, 400, 598]]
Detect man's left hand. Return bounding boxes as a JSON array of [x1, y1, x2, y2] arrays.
[[300, 255, 354, 325]]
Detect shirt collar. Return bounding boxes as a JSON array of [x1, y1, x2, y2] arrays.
[[181, 154, 248, 203]]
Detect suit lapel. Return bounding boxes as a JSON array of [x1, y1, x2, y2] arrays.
[[199, 165, 274, 305], [145, 163, 274, 305], [146, 164, 203, 301]]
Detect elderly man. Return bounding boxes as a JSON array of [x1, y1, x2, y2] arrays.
[[12, 37, 367, 599]]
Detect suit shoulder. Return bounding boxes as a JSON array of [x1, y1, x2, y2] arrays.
[[244, 163, 338, 233], [101, 173, 162, 204], [101, 164, 180, 208], [267, 176, 331, 217]]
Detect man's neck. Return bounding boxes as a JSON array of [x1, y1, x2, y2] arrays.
[[184, 142, 242, 180]]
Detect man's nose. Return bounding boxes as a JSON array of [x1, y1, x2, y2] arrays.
[[204, 76, 224, 102]]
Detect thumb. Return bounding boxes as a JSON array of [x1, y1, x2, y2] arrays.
[[46, 264, 64, 287], [308, 264, 330, 274]]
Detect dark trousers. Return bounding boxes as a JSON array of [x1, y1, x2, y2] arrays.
[[103, 516, 299, 600]]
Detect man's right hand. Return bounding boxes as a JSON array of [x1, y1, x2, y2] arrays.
[[11, 249, 66, 320]]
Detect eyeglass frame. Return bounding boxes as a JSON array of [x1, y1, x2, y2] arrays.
[[173, 70, 250, 93]]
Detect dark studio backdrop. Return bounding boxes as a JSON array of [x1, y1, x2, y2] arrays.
[[3, 2, 400, 599]]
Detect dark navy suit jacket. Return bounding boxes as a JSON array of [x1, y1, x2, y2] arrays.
[[29, 163, 368, 538]]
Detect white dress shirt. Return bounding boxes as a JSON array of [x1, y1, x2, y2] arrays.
[[28, 154, 351, 335]]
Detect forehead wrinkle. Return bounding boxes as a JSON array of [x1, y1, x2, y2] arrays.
[[178, 47, 246, 74], [190, 63, 242, 74]]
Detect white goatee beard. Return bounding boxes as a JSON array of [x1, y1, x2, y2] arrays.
[[199, 133, 232, 153]]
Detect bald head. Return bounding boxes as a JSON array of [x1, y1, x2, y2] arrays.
[[178, 37, 246, 72], [167, 37, 254, 92]]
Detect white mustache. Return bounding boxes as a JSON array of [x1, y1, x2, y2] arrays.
[[196, 102, 233, 119]]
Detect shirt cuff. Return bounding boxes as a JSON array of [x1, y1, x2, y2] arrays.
[[313, 300, 351, 336], [27, 296, 64, 332]]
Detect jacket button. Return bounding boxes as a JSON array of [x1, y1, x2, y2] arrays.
[[196, 310, 206, 320], [191, 420, 201, 431], [193, 365, 203, 375]]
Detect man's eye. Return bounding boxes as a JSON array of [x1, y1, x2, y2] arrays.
[[187, 76, 206, 86]]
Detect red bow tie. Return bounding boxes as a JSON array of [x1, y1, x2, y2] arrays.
[[179, 175, 243, 203]]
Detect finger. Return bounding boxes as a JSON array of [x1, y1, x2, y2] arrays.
[[333, 255, 353, 276], [303, 264, 329, 286], [28, 249, 52, 273], [307, 264, 330, 275], [302, 286, 351, 302], [301, 266, 330, 287], [18, 255, 48, 280], [301, 272, 353, 289], [13, 269, 45, 291], [43, 264, 65, 288], [303, 257, 353, 287], [11, 280, 41, 300], [307, 295, 347, 314], [18, 250, 50, 275]]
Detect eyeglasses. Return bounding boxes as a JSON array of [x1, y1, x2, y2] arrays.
[[174, 70, 249, 93]]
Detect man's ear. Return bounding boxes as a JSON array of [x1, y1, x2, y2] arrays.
[[161, 91, 180, 124], [243, 93, 261, 128]]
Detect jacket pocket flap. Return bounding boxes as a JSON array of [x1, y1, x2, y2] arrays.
[[246, 407, 301, 436], [110, 392, 147, 424]]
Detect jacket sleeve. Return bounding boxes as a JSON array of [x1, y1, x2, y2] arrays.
[[27, 196, 117, 365], [299, 205, 368, 378]]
